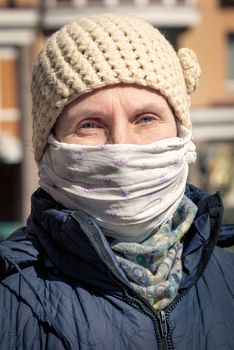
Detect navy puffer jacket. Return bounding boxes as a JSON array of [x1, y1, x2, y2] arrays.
[[0, 184, 234, 350]]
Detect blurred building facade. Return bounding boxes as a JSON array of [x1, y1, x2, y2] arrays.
[[0, 0, 234, 237]]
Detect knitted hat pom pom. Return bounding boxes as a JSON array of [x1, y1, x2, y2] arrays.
[[178, 48, 201, 95]]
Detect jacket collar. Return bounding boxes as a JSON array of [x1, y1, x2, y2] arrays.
[[180, 184, 223, 289], [27, 188, 129, 287], [0, 185, 226, 292]]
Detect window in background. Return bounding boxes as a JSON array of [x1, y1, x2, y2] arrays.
[[119, 0, 133, 4], [228, 33, 234, 80], [85, 0, 103, 6], [13, 0, 40, 6], [0, 0, 40, 6], [0, 47, 22, 236], [225, 33, 234, 91], [220, 0, 234, 7], [197, 141, 234, 224], [0, 47, 22, 164], [44, 0, 89, 6], [55, 0, 73, 4]]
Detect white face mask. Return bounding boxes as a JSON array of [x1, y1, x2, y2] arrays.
[[39, 126, 196, 242]]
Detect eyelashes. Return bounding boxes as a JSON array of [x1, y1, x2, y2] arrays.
[[136, 115, 157, 125], [80, 121, 101, 129], [77, 114, 159, 130]]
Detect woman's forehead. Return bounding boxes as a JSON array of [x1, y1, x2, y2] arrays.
[[64, 84, 172, 113]]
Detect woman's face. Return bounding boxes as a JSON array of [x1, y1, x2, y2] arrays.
[[55, 85, 177, 145]]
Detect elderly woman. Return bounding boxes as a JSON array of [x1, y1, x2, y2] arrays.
[[0, 13, 234, 350]]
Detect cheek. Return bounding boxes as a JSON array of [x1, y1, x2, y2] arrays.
[[57, 131, 109, 145], [162, 117, 178, 138], [142, 120, 177, 144], [54, 117, 69, 140], [166, 120, 178, 138]]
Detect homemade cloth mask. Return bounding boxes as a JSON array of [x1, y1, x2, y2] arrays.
[[39, 126, 196, 242], [111, 195, 198, 310]]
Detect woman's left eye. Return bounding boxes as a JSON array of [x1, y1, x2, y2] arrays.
[[137, 115, 155, 124]]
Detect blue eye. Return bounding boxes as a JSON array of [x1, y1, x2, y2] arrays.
[[138, 115, 154, 124], [81, 121, 96, 129]]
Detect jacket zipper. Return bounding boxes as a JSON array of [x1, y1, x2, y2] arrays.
[[107, 269, 164, 349], [71, 215, 166, 349], [157, 289, 191, 350], [158, 310, 169, 350], [71, 214, 189, 350], [108, 267, 195, 350]]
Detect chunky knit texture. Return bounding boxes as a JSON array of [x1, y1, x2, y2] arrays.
[[31, 13, 201, 163]]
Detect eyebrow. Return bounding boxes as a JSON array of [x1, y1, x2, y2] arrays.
[[72, 110, 109, 119], [131, 103, 166, 116], [72, 103, 169, 119]]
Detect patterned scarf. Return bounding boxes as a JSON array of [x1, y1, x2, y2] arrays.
[[111, 195, 197, 310]]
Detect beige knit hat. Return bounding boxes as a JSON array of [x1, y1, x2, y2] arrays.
[[31, 13, 201, 163]]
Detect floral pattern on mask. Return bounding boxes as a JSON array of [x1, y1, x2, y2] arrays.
[[39, 125, 196, 242]]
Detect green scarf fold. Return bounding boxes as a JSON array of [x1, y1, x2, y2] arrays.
[[111, 195, 197, 310]]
